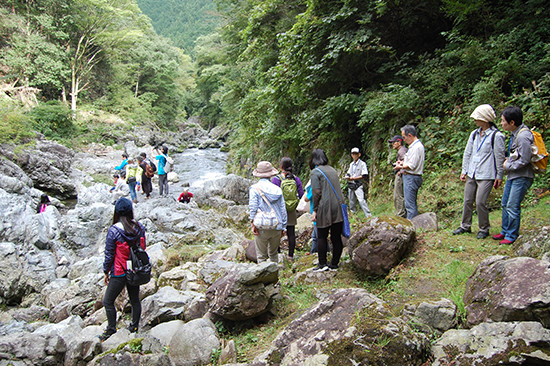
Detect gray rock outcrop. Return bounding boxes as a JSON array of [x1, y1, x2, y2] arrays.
[[206, 262, 279, 321], [347, 216, 416, 276], [168, 318, 220, 366], [463, 255, 550, 328]]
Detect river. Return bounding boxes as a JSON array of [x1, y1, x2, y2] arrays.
[[171, 147, 228, 191]]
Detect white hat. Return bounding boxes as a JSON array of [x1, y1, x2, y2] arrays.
[[470, 104, 496, 123], [351, 147, 360, 153]]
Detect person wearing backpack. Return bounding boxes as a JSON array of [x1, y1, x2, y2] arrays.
[[137, 155, 153, 199], [100, 197, 147, 341], [271, 157, 304, 260], [493, 106, 534, 245], [249, 161, 288, 263], [453, 104, 505, 239], [345, 147, 371, 218], [153, 146, 170, 197]]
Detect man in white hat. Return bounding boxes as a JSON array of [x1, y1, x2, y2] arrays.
[[249, 161, 288, 263], [453, 104, 505, 239], [345, 147, 371, 217]]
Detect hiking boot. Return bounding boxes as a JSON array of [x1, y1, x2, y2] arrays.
[[452, 227, 471, 235], [127, 324, 138, 333], [327, 264, 339, 271], [476, 231, 489, 239], [312, 264, 328, 272], [492, 234, 505, 240], [98, 329, 116, 342]]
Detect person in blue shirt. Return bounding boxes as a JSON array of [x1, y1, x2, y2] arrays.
[[114, 153, 128, 172], [153, 146, 169, 196]]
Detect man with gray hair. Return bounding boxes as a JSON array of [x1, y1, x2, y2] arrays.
[[395, 125, 425, 219]]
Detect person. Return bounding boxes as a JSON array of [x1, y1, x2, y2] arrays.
[[493, 106, 534, 245], [125, 158, 142, 204], [153, 146, 169, 197], [303, 180, 318, 254], [36, 193, 50, 213], [395, 125, 425, 219], [271, 157, 304, 259], [344, 147, 371, 218], [137, 156, 153, 199], [114, 153, 128, 172], [249, 161, 288, 263], [178, 189, 194, 203], [453, 104, 505, 239], [389, 136, 407, 218], [100, 197, 146, 341], [309, 149, 344, 272], [111, 171, 129, 202], [109, 174, 119, 193]]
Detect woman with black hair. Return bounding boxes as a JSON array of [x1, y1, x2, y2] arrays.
[[36, 193, 50, 213], [100, 197, 146, 341], [309, 149, 344, 272], [271, 157, 304, 259]]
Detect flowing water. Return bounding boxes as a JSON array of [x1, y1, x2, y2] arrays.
[[171, 147, 228, 190]]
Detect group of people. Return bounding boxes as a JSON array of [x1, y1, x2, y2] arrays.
[[99, 104, 538, 342], [387, 105, 535, 245], [249, 150, 347, 272], [111, 146, 175, 203]]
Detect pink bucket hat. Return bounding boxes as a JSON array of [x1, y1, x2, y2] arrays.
[[253, 161, 278, 178]]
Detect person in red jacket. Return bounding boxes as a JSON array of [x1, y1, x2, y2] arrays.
[[100, 197, 146, 341], [178, 189, 194, 203]]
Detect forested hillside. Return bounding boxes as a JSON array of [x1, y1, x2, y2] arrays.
[[187, 0, 549, 191], [135, 0, 220, 54], [0, 0, 193, 131]]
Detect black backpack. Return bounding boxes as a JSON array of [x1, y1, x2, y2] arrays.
[[125, 240, 152, 286]]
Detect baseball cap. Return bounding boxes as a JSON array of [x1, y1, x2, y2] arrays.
[[351, 147, 360, 153], [388, 136, 403, 143]]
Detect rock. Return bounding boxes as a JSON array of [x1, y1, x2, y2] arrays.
[[168, 318, 220, 366], [198, 260, 238, 285], [206, 262, 279, 321], [252, 288, 429, 365], [11, 305, 50, 323], [197, 174, 251, 205], [140, 286, 204, 327], [220, 339, 237, 364], [0, 331, 66, 365], [294, 269, 338, 285], [347, 216, 415, 276], [464, 255, 550, 327], [411, 212, 438, 232], [157, 266, 198, 290], [414, 298, 457, 332], [0, 242, 25, 304], [432, 321, 550, 365], [148, 320, 185, 346], [515, 226, 550, 259]]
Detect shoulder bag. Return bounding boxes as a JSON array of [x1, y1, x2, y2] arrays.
[[315, 168, 351, 238]]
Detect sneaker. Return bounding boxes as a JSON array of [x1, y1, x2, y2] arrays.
[[492, 234, 505, 240], [312, 264, 328, 272], [476, 231, 489, 239], [327, 264, 338, 271], [452, 227, 471, 235], [127, 324, 138, 333], [98, 329, 116, 342], [499, 239, 514, 245]]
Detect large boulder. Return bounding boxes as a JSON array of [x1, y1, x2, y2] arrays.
[[347, 216, 415, 276], [168, 318, 220, 366], [464, 256, 550, 328], [196, 174, 251, 205], [252, 288, 429, 366], [515, 226, 550, 259], [140, 286, 205, 327], [432, 321, 550, 365], [14, 139, 77, 198], [205, 262, 279, 321]]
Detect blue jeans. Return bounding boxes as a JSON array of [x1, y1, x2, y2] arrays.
[[500, 177, 533, 242], [128, 181, 137, 201], [403, 174, 423, 219]]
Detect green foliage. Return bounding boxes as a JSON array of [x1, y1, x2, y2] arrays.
[[29, 101, 74, 139], [0, 101, 35, 144]]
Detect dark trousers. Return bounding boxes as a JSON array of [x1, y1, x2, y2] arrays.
[[142, 177, 153, 197], [287, 225, 296, 258], [158, 174, 169, 196], [103, 276, 141, 332], [317, 222, 343, 266]]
